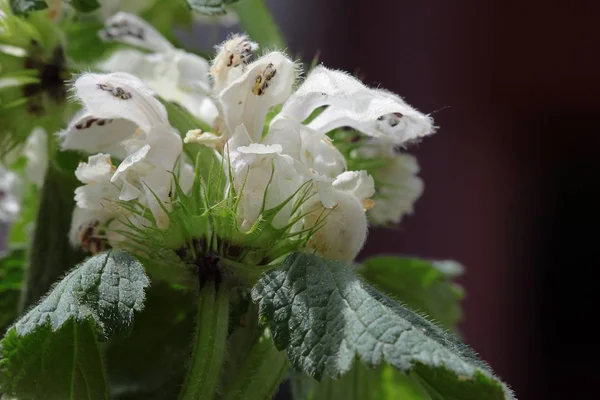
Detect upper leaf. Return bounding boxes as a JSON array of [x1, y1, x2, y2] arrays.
[[11, 250, 150, 340], [185, 0, 239, 16], [252, 252, 513, 399], [359, 256, 464, 329], [9, 0, 47, 15]]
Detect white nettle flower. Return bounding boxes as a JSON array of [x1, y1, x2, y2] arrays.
[[368, 152, 424, 225], [63, 72, 191, 229], [303, 171, 375, 262], [352, 136, 424, 225], [98, 12, 218, 124], [190, 36, 433, 260], [0, 163, 21, 223]]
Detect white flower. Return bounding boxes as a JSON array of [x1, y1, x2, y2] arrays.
[[198, 36, 435, 260], [368, 152, 424, 225], [303, 171, 375, 262], [98, 12, 218, 124], [225, 126, 303, 231], [23, 128, 48, 189], [64, 72, 191, 229], [0, 163, 21, 223]]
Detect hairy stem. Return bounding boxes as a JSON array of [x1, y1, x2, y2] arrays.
[[179, 281, 230, 400], [222, 328, 289, 400]]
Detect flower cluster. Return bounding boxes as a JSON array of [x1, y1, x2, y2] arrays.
[[63, 28, 434, 265]]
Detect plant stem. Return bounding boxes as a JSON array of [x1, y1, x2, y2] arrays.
[[231, 0, 286, 49], [179, 281, 230, 400], [222, 328, 289, 400], [18, 164, 84, 312]]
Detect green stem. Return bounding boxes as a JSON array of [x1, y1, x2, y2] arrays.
[[18, 163, 84, 312], [222, 328, 289, 400], [231, 0, 286, 49], [179, 281, 230, 400]]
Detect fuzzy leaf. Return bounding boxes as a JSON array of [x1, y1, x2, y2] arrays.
[[9, 0, 47, 15], [359, 256, 464, 329], [185, 0, 239, 16], [10, 250, 149, 340], [252, 252, 513, 399], [0, 319, 109, 399]]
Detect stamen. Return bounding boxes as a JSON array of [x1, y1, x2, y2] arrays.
[[97, 83, 132, 100], [252, 63, 277, 96]]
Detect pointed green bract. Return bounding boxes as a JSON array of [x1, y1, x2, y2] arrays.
[[252, 252, 513, 399]]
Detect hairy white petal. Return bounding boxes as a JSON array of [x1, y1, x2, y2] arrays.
[[369, 153, 424, 225], [59, 110, 137, 154], [100, 12, 173, 53], [304, 190, 368, 262], [74, 72, 168, 132], [332, 170, 375, 201], [211, 34, 258, 93], [219, 51, 295, 142], [276, 66, 433, 144]]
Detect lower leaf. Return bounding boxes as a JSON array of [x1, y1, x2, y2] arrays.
[[252, 252, 514, 400], [0, 319, 108, 399]]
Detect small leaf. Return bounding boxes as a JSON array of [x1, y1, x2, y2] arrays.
[[359, 256, 464, 329], [185, 0, 239, 16], [0, 319, 109, 399], [252, 252, 513, 399], [9, 0, 47, 15], [69, 0, 100, 13], [11, 250, 150, 340]]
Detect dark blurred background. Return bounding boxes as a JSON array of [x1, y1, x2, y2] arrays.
[[264, 0, 597, 398]]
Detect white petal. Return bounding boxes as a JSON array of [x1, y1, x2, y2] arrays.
[[219, 52, 296, 142], [277, 66, 434, 144], [74, 72, 168, 133], [59, 110, 137, 154], [111, 144, 152, 184], [97, 48, 155, 77], [68, 207, 114, 249], [304, 190, 368, 262], [75, 153, 115, 184], [100, 12, 173, 53], [118, 180, 142, 201], [237, 143, 282, 155], [211, 35, 258, 93], [332, 171, 375, 200]]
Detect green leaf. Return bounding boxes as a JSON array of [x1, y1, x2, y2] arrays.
[[359, 256, 464, 329], [185, 0, 239, 16], [252, 252, 513, 399], [9, 0, 47, 15], [69, 0, 100, 13], [0, 251, 148, 398], [0, 319, 109, 399], [11, 250, 149, 340], [0, 247, 26, 333], [231, 0, 286, 49]]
